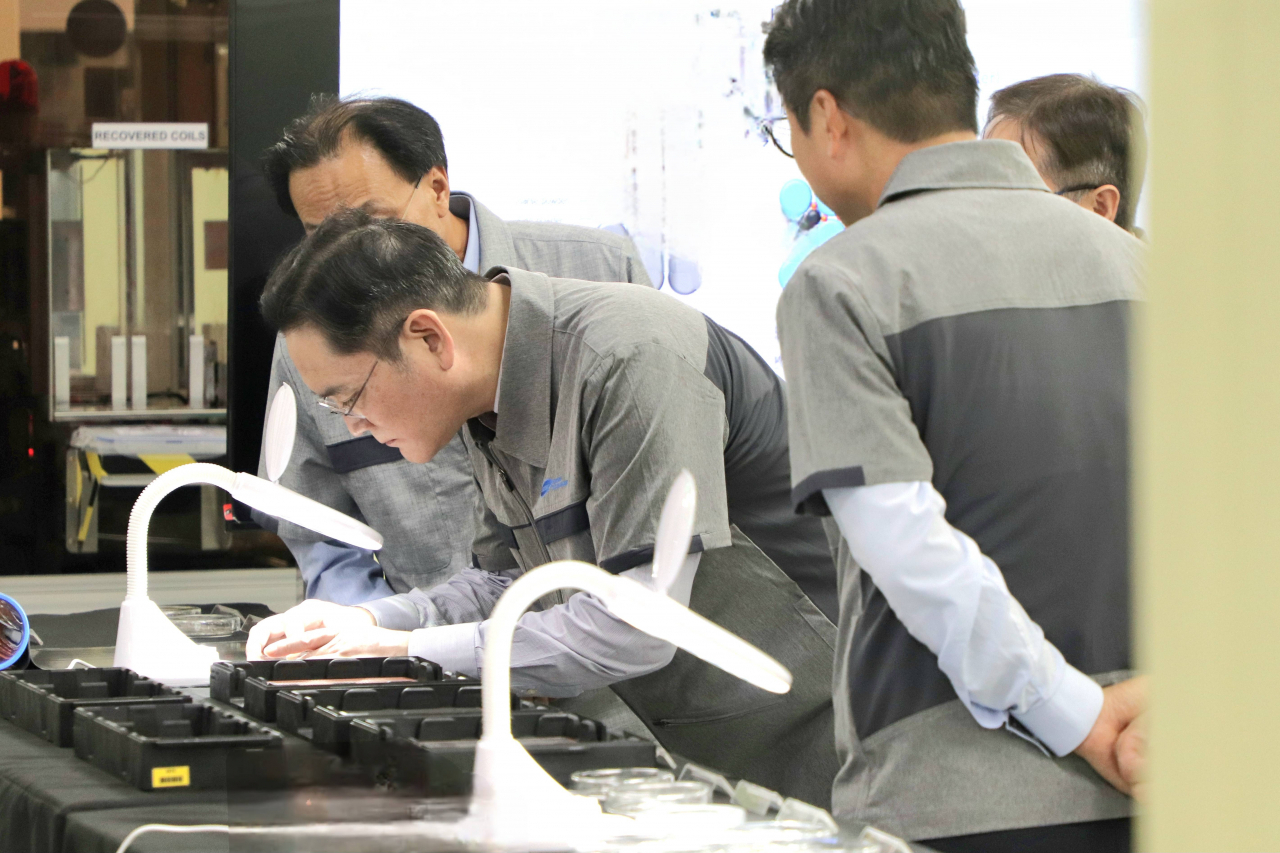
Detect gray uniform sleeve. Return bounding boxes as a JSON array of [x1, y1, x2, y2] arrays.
[[362, 565, 521, 630], [776, 261, 934, 515], [408, 556, 699, 697]]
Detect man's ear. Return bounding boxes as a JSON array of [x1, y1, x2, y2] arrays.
[[423, 165, 451, 216], [403, 308, 455, 371], [809, 89, 852, 160], [1090, 185, 1122, 223]]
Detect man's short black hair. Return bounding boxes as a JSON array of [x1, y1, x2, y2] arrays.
[[262, 95, 448, 218], [987, 74, 1147, 231], [762, 0, 978, 142], [260, 209, 487, 361]]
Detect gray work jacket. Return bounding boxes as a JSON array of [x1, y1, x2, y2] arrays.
[[258, 194, 650, 595], [779, 140, 1143, 838], [463, 267, 839, 806]]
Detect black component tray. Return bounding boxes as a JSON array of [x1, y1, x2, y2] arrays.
[[210, 656, 442, 721], [211, 656, 444, 702], [0, 668, 189, 746], [73, 701, 286, 791], [308, 703, 543, 756], [350, 710, 657, 795], [274, 676, 511, 739]]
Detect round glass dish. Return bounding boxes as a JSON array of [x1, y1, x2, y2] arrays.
[[603, 780, 713, 815], [571, 767, 676, 798], [160, 604, 202, 616], [627, 803, 748, 833], [168, 612, 241, 638]]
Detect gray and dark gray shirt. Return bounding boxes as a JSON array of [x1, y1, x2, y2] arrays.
[[368, 267, 840, 803], [779, 140, 1144, 838], [260, 194, 651, 601]]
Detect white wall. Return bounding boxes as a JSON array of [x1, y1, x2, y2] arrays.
[[340, 0, 1147, 367]]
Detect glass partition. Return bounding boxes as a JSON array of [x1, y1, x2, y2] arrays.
[[47, 147, 228, 419]]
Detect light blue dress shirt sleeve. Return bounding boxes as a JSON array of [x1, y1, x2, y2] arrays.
[[289, 539, 395, 605], [823, 482, 1103, 757], [286, 203, 480, 606], [367, 554, 701, 698]]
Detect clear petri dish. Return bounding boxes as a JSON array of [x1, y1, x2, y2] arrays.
[[168, 612, 241, 638], [572, 767, 677, 798], [628, 803, 748, 834], [604, 780, 713, 816], [160, 604, 202, 616], [725, 819, 836, 844]]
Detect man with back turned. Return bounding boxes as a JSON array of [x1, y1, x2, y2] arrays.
[[762, 0, 1147, 849]]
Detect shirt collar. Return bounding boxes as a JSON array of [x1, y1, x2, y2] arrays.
[[448, 192, 482, 273], [878, 139, 1050, 208], [485, 267, 555, 468]]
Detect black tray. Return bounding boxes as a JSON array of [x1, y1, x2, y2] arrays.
[[211, 656, 442, 721], [0, 668, 189, 746], [73, 701, 286, 791], [210, 656, 442, 704], [350, 710, 657, 795], [308, 703, 543, 756], [274, 676, 507, 739]]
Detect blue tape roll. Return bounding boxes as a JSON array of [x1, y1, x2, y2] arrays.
[[0, 592, 32, 671]]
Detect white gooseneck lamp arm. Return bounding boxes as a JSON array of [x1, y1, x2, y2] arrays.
[[114, 385, 383, 686], [463, 471, 793, 849]]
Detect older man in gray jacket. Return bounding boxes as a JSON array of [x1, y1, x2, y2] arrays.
[[257, 96, 650, 605]]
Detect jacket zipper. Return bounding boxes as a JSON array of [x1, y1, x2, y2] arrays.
[[474, 435, 554, 567]]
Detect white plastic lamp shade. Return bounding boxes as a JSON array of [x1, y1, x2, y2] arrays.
[[264, 381, 291, 465], [263, 383, 297, 483], [602, 585, 792, 694], [652, 469, 696, 594], [461, 470, 792, 849], [229, 473, 382, 551]]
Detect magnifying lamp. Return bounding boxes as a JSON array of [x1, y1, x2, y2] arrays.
[[459, 470, 793, 849], [113, 384, 383, 686]]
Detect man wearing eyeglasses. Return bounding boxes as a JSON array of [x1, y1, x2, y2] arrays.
[[983, 74, 1147, 234], [258, 96, 651, 607], [247, 210, 840, 805], [763, 0, 1146, 849]]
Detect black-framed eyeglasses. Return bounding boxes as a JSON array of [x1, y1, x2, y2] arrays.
[[758, 115, 794, 158], [317, 360, 377, 418], [398, 175, 423, 219], [1055, 183, 1101, 197]]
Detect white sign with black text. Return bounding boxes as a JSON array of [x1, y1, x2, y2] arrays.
[[90, 122, 210, 150]]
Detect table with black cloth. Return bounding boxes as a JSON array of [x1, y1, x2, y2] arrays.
[[2, 607, 933, 853], [0, 605, 468, 853]]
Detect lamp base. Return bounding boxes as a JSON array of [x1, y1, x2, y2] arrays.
[[459, 736, 631, 850], [113, 597, 219, 686]]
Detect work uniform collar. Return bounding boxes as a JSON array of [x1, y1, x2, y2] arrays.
[[484, 266, 554, 468], [878, 139, 1050, 207], [446, 191, 519, 274]]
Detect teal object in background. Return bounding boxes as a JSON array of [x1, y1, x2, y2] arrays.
[[778, 180, 843, 288]]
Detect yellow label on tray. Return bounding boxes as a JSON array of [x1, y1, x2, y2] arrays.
[[151, 765, 191, 788]]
